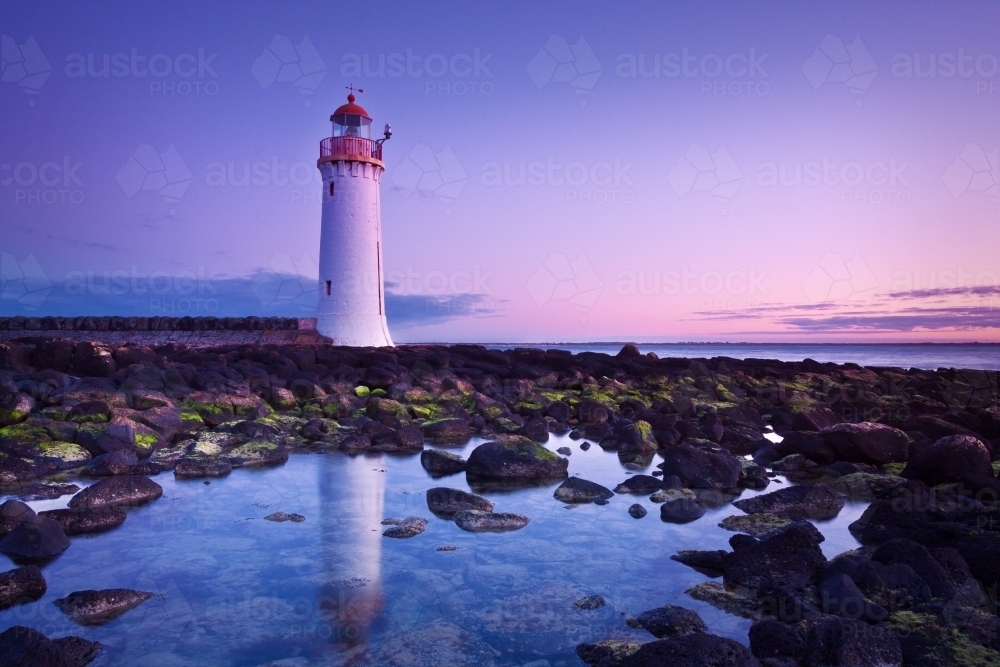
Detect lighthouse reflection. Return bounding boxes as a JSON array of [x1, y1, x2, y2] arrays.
[[317, 452, 385, 646]]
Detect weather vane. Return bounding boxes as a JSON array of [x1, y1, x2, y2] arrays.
[[346, 85, 364, 95]]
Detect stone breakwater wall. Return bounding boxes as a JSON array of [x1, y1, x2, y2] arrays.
[[0, 316, 324, 347]]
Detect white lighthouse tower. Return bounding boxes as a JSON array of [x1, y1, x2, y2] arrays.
[[316, 90, 393, 347]]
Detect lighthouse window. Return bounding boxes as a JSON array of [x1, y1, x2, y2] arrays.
[[325, 281, 331, 296], [328, 182, 334, 197]]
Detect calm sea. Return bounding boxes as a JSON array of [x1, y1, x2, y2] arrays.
[[486, 343, 1000, 371]]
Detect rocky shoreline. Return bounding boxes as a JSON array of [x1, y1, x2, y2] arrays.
[[0, 337, 998, 666]]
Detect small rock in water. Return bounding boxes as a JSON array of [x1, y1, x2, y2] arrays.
[[660, 498, 706, 524], [579, 441, 591, 451], [39, 507, 126, 536], [0, 625, 102, 666], [0, 500, 35, 538], [614, 474, 666, 495], [68, 475, 162, 509], [54, 588, 153, 625], [420, 449, 468, 475], [628, 504, 647, 519], [437, 545, 459, 551], [264, 512, 305, 523], [732, 485, 845, 520], [553, 477, 614, 503], [0, 515, 70, 561], [717, 513, 803, 539], [574, 594, 607, 610], [556, 446, 572, 456], [0, 565, 47, 609], [381, 516, 427, 538], [453, 510, 529, 533], [426, 488, 494, 517]]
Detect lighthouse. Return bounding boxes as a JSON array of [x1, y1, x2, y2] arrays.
[[316, 91, 393, 347]]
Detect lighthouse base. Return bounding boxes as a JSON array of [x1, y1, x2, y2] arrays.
[[316, 313, 393, 348]]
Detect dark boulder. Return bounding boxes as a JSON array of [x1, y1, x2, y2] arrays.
[[0, 499, 35, 538], [733, 485, 846, 521], [84, 449, 138, 476], [554, 477, 614, 503], [777, 431, 837, 465], [821, 422, 909, 465], [658, 439, 742, 489], [872, 538, 954, 599], [54, 588, 152, 625], [39, 507, 126, 536], [425, 488, 494, 517], [722, 522, 827, 589], [466, 436, 568, 479], [453, 510, 529, 532], [0, 565, 46, 609], [174, 457, 232, 479], [618, 633, 762, 666], [617, 421, 657, 455], [803, 616, 902, 667], [818, 572, 888, 622], [421, 417, 471, 443], [68, 475, 162, 509], [628, 504, 647, 518], [791, 406, 840, 432], [900, 435, 993, 486], [0, 625, 102, 667], [660, 498, 706, 524], [0, 514, 70, 561], [419, 449, 467, 475], [614, 474, 666, 495], [518, 417, 550, 442], [628, 605, 706, 639]]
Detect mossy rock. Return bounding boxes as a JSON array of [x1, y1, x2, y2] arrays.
[[0, 422, 53, 451], [38, 405, 72, 421], [34, 441, 92, 469], [686, 582, 762, 620], [886, 611, 1000, 666], [354, 386, 371, 398], [369, 388, 386, 398], [179, 409, 206, 431], [229, 439, 288, 467], [831, 472, 906, 501], [883, 462, 907, 476]]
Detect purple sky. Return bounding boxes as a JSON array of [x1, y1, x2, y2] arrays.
[[2, 0, 998, 342]]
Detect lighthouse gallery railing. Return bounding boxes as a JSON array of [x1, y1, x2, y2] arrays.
[[319, 136, 382, 162]]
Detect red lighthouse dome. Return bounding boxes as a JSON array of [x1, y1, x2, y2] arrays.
[[331, 93, 371, 120]]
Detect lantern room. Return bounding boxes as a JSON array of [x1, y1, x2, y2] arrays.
[[331, 93, 372, 138]]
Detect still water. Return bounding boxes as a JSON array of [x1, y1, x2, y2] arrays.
[[1, 435, 865, 666], [490, 343, 1000, 372]]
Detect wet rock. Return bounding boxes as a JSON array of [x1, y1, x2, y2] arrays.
[[901, 435, 993, 486], [628, 504, 647, 519], [339, 433, 372, 452], [0, 565, 46, 609], [228, 440, 288, 467], [67, 400, 111, 424], [792, 406, 840, 432], [771, 453, 815, 472], [0, 514, 70, 561], [804, 616, 902, 666], [420, 448, 467, 475], [614, 474, 666, 495], [381, 516, 426, 538], [421, 417, 471, 444], [0, 625, 102, 667], [660, 498, 705, 524], [0, 499, 34, 538], [829, 472, 906, 501], [577, 640, 644, 667], [617, 633, 762, 666], [426, 488, 494, 517], [670, 550, 726, 575], [453, 509, 529, 533], [722, 522, 827, 589], [579, 441, 591, 451], [554, 477, 614, 503], [821, 422, 909, 465], [39, 507, 126, 536], [872, 538, 954, 599], [264, 512, 305, 522], [775, 431, 837, 465], [818, 572, 889, 623], [618, 421, 657, 455], [574, 594, 607, 610], [556, 446, 572, 456], [734, 484, 846, 521], [84, 449, 138, 476], [687, 582, 762, 620], [519, 417, 550, 442], [174, 456, 232, 479], [134, 406, 183, 442], [0, 393, 34, 427], [718, 513, 805, 539], [466, 435, 568, 479], [54, 588, 153, 625], [68, 475, 162, 509], [658, 440, 742, 489], [627, 605, 707, 639]]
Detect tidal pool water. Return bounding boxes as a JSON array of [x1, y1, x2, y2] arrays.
[[0, 434, 865, 666]]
